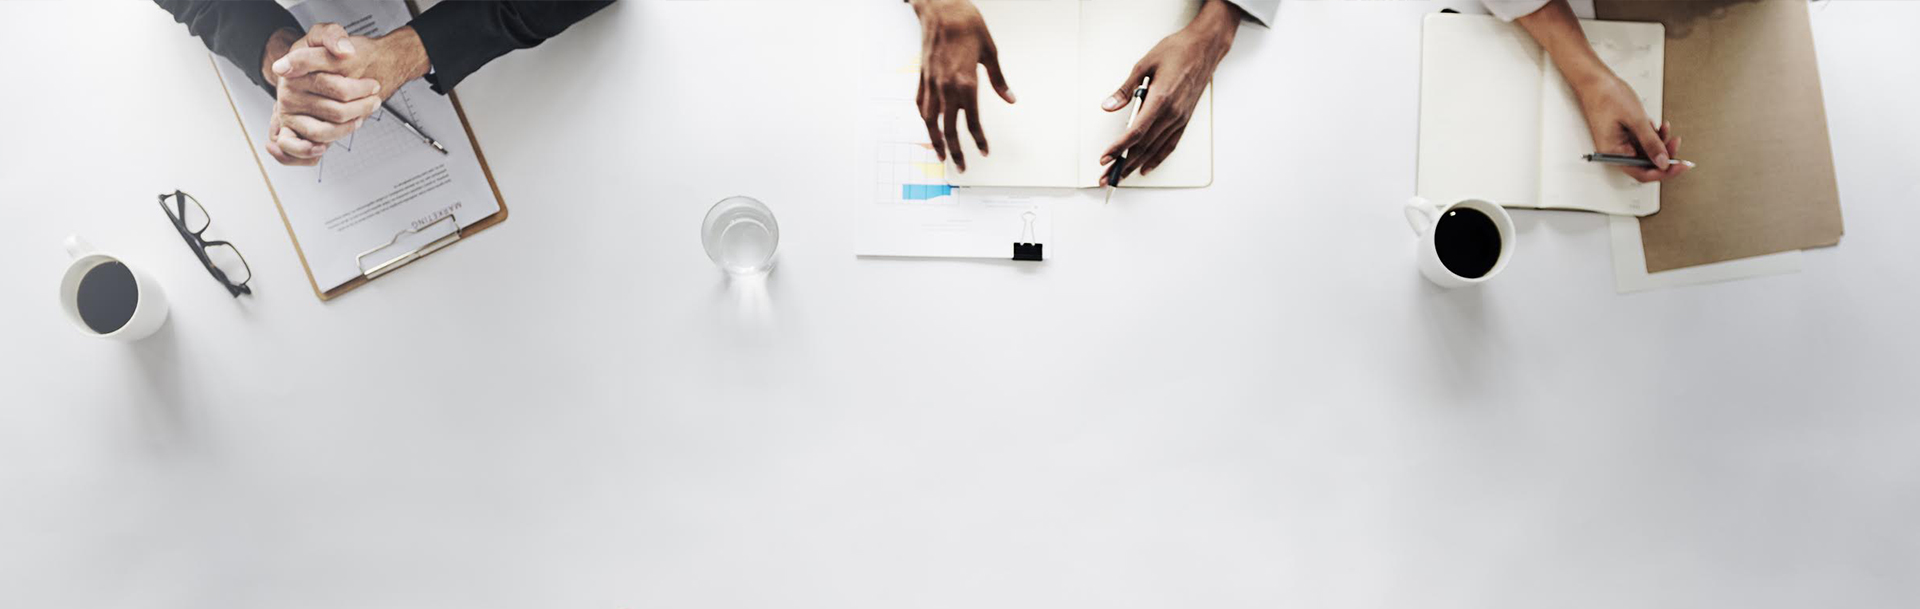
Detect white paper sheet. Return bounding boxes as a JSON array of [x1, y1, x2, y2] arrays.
[[1609, 215, 1801, 293], [213, 0, 500, 293], [858, 3, 1055, 260]]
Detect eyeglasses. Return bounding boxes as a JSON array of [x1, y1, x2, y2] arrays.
[[158, 190, 252, 297]]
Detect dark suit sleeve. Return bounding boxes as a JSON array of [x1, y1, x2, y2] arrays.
[[153, 0, 300, 93], [410, 0, 614, 94]]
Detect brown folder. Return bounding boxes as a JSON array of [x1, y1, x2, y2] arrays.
[[1595, 0, 1843, 272]]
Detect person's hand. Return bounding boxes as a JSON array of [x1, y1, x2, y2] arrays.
[[1097, 0, 1243, 186], [259, 24, 431, 165], [910, 0, 1015, 172], [261, 24, 380, 165], [1573, 73, 1689, 182], [1517, 0, 1686, 183]]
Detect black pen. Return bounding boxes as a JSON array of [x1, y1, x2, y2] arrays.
[[1105, 76, 1151, 200], [1583, 152, 1694, 169], [382, 100, 447, 155]]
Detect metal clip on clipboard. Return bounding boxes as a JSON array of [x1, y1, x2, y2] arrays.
[[355, 214, 461, 280]]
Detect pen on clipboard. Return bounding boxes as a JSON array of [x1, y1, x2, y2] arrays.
[[382, 101, 447, 155], [1584, 152, 1693, 169], [1104, 76, 1151, 204]]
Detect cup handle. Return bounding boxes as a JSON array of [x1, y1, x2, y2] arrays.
[[64, 234, 94, 259], [1403, 197, 1441, 237]]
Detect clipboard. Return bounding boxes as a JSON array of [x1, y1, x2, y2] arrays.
[[208, 0, 508, 301]]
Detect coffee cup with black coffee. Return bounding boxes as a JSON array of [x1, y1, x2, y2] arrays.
[[1403, 197, 1514, 288], [59, 235, 169, 341]]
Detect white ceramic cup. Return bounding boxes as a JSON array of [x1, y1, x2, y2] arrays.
[[59, 235, 169, 341], [1404, 197, 1515, 288]]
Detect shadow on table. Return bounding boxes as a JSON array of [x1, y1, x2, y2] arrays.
[[711, 265, 785, 331], [1412, 276, 1511, 401], [855, 255, 1047, 276], [128, 322, 195, 454]]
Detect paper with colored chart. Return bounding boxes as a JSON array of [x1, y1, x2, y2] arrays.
[[856, 3, 1054, 260]]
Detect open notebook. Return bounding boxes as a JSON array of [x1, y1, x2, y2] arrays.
[[1417, 13, 1665, 216], [946, 0, 1212, 189]]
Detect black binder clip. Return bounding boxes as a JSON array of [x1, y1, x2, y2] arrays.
[[1013, 211, 1043, 261]]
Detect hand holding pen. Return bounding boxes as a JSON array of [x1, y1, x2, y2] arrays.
[[1098, 0, 1245, 187]]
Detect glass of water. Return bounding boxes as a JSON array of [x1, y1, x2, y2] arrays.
[[701, 196, 779, 276]]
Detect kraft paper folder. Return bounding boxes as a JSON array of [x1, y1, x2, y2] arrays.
[[1595, 0, 1844, 272], [208, 0, 507, 301]]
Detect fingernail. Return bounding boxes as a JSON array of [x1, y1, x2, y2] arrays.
[[1655, 155, 1671, 167], [1100, 155, 1113, 165], [1102, 95, 1122, 111], [371, 82, 381, 93], [1006, 90, 1017, 103], [272, 59, 289, 74], [338, 40, 354, 54]]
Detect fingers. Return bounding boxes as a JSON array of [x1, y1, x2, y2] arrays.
[[964, 101, 988, 156], [1120, 120, 1180, 180], [269, 118, 326, 165], [1103, 59, 1153, 112], [1627, 118, 1669, 170], [1099, 93, 1169, 165], [282, 114, 365, 144], [943, 103, 966, 171], [301, 23, 355, 56], [1622, 122, 1689, 182], [1141, 126, 1188, 174], [288, 72, 380, 103], [279, 86, 382, 123], [272, 46, 348, 80], [918, 79, 947, 163], [978, 31, 1015, 104]]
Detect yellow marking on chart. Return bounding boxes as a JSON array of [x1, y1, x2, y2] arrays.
[[912, 162, 945, 179]]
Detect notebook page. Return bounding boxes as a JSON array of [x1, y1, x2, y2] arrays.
[[1416, 13, 1543, 208], [215, 0, 500, 292], [1076, 0, 1212, 188], [944, 0, 1081, 188], [1537, 19, 1664, 216]]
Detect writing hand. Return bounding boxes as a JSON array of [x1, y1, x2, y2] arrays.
[[1098, 0, 1242, 186], [1574, 74, 1689, 182], [1516, 0, 1687, 183], [911, 0, 1015, 172]]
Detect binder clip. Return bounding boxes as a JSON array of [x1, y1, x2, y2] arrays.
[[356, 214, 462, 280], [1013, 211, 1043, 261]]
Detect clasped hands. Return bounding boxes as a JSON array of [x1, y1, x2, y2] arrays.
[[258, 24, 431, 166], [912, 0, 1244, 183]]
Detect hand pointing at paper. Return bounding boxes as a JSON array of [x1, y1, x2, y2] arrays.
[[909, 0, 1016, 173]]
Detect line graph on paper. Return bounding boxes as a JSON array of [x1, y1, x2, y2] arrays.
[[314, 87, 430, 184]]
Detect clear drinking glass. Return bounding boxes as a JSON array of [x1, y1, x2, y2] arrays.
[[701, 196, 779, 275]]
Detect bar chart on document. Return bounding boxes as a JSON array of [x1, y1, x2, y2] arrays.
[[870, 54, 956, 205]]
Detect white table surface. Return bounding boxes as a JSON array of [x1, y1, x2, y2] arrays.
[[4, 1, 1918, 607]]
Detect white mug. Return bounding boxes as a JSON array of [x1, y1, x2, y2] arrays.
[[59, 235, 169, 341], [1404, 197, 1515, 288]]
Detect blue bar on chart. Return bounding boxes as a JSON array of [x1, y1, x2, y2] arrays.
[[902, 184, 954, 201]]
